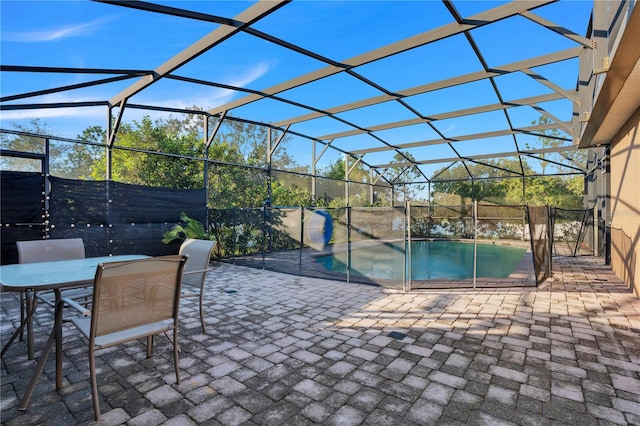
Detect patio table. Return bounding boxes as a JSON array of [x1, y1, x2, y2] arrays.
[[0, 254, 148, 410]]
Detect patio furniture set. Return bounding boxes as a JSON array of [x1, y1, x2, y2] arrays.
[[0, 237, 215, 420]]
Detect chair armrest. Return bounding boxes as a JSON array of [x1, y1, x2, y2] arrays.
[[61, 297, 91, 317], [37, 286, 92, 307], [183, 268, 213, 276], [180, 267, 212, 298]]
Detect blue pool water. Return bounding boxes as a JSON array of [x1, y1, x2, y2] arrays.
[[315, 240, 527, 280]]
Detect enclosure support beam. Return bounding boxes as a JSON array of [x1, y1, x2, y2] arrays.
[[520, 68, 579, 104], [530, 104, 572, 134], [312, 139, 336, 207], [209, 0, 555, 117], [471, 178, 476, 201], [374, 145, 582, 169], [518, 10, 592, 48], [523, 153, 585, 174], [369, 170, 375, 206], [269, 124, 290, 158], [369, 169, 385, 206], [350, 121, 570, 155], [315, 139, 334, 163], [312, 142, 317, 206], [206, 111, 227, 149], [557, 152, 588, 173], [266, 129, 273, 207], [202, 112, 229, 231], [108, 1, 289, 107], [344, 154, 349, 207], [106, 107, 112, 179], [346, 155, 363, 206], [0, 75, 142, 103], [318, 91, 569, 142], [107, 100, 126, 148], [347, 156, 363, 177], [275, 48, 578, 129]]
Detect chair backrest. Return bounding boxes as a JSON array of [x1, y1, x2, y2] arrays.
[[91, 255, 187, 338], [178, 239, 216, 287], [17, 238, 86, 264]]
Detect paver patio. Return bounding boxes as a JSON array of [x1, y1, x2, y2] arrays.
[[1, 256, 639, 425]]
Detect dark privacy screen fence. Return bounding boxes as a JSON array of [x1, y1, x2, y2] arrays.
[[0, 171, 206, 264]]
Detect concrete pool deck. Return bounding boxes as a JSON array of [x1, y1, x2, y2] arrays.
[[1, 255, 639, 425]]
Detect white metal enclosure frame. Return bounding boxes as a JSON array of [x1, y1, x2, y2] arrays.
[[0, 0, 604, 189]]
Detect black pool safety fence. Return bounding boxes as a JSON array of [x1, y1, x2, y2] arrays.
[[210, 203, 595, 290], [1, 171, 595, 291], [0, 171, 205, 264]]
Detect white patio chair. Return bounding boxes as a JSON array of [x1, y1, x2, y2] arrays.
[[178, 238, 216, 332], [14, 238, 87, 358], [66, 255, 187, 420]]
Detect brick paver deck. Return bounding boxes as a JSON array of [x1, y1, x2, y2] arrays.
[[1, 256, 639, 425]]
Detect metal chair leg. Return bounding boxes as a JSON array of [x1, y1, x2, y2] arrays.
[[2, 290, 38, 359]]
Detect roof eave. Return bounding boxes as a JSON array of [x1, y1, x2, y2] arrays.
[[579, 5, 640, 148]]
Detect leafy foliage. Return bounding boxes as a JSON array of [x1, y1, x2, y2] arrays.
[[89, 115, 205, 188], [432, 158, 584, 209], [386, 152, 426, 203], [162, 212, 213, 244], [4, 114, 586, 211]]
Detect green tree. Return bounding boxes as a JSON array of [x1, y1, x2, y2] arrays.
[[208, 119, 313, 208], [90, 115, 204, 188], [528, 116, 588, 174], [271, 179, 313, 207], [526, 115, 586, 208], [432, 158, 584, 208], [209, 120, 269, 207], [386, 151, 426, 203], [432, 159, 524, 204], [0, 118, 57, 172], [319, 156, 368, 182], [528, 116, 564, 174], [61, 126, 106, 179], [522, 176, 584, 208], [0, 118, 101, 178], [317, 156, 371, 207]]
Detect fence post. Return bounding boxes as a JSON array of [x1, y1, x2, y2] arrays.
[[346, 207, 351, 284], [547, 205, 553, 278], [593, 205, 599, 256], [299, 207, 304, 276], [406, 200, 411, 292], [262, 204, 268, 270], [232, 208, 237, 264], [473, 199, 477, 290]]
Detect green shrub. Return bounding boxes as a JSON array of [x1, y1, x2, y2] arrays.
[[162, 212, 214, 244]]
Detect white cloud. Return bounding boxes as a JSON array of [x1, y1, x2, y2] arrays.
[[3, 16, 113, 42], [135, 61, 272, 111], [228, 62, 270, 89], [155, 87, 236, 111], [0, 106, 103, 121], [441, 125, 456, 134], [0, 98, 104, 123]]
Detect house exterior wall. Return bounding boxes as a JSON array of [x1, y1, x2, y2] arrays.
[[609, 106, 640, 296]]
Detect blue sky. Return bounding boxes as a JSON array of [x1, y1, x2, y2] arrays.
[[1, 1, 594, 177]]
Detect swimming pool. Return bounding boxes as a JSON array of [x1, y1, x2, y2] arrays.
[[315, 240, 527, 280]]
